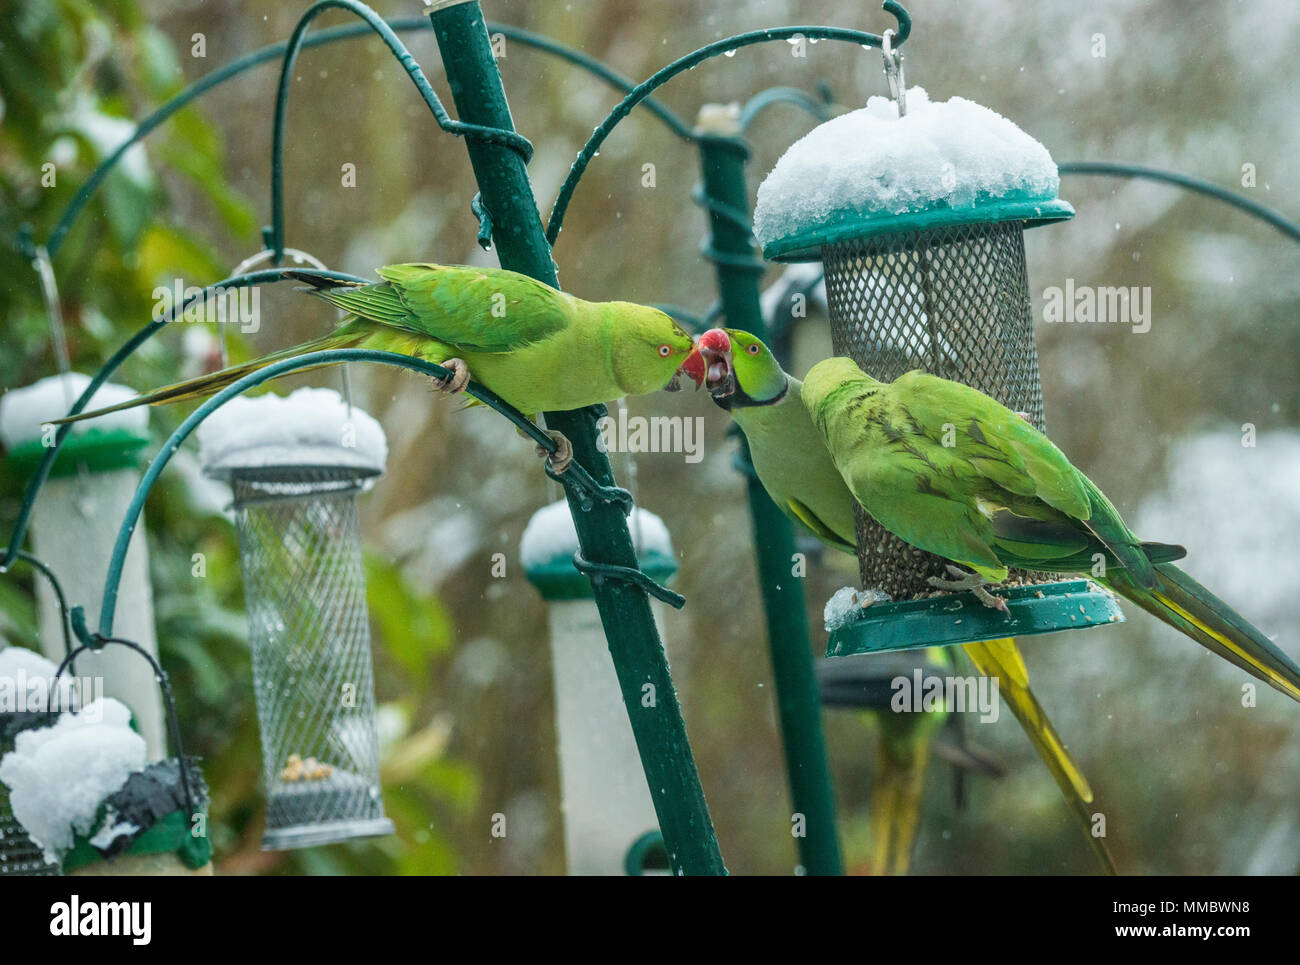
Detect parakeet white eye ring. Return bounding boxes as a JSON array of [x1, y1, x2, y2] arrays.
[[658, 344, 672, 357], [747, 343, 760, 355]]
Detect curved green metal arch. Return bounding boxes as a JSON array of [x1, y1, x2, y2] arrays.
[[545, 5, 912, 247], [1059, 161, 1300, 244], [39, 16, 690, 261], [0, 269, 368, 569], [90, 347, 563, 638]]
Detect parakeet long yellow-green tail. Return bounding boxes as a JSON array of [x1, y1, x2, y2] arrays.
[[697, 328, 1113, 872], [866, 693, 944, 876], [54, 263, 706, 425], [800, 354, 1300, 706], [962, 637, 1115, 875]]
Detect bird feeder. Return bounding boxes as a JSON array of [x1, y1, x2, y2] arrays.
[[0, 648, 64, 876], [521, 499, 679, 876], [0, 644, 211, 875], [0, 374, 167, 757], [753, 82, 1122, 655], [198, 387, 393, 850]]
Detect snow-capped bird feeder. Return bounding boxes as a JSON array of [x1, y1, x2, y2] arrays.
[[0, 374, 168, 757], [198, 387, 394, 850], [521, 500, 679, 876], [753, 78, 1122, 655], [0, 648, 65, 875], [0, 645, 211, 875]]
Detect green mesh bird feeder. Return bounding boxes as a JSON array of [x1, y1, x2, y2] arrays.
[[0, 374, 167, 757], [521, 499, 678, 876], [753, 65, 1122, 656], [199, 386, 393, 850], [0, 643, 211, 876]]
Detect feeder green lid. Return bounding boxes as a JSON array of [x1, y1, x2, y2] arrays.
[[0, 374, 151, 476], [753, 87, 1075, 263], [6, 427, 151, 477], [521, 500, 678, 601], [826, 580, 1124, 657]]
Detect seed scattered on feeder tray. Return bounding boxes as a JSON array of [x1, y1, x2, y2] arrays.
[[279, 754, 333, 783]]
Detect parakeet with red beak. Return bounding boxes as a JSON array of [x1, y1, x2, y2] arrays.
[[699, 327, 1114, 873], [55, 264, 707, 467], [802, 354, 1300, 706]]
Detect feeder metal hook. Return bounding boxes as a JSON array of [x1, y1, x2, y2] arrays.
[[881, 28, 906, 116], [229, 247, 354, 414]]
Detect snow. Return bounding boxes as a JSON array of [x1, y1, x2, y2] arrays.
[[754, 87, 1060, 246], [824, 586, 892, 631], [198, 386, 387, 477], [88, 815, 140, 850], [0, 698, 147, 863], [520, 499, 673, 569], [0, 373, 147, 448], [0, 646, 78, 712]]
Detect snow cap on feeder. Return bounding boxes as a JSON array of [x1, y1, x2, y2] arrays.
[[0, 372, 150, 476], [0, 375, 167, 759], [199, 386, 394, 851], [0, 693, 211, 874], [753, 87, 1073, 262], [197, 384, 387, 482], [520, 500, 677, 875]]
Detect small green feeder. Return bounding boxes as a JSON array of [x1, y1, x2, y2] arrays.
[[0, 374, 168, 756], [521, 499, 678, 876], [753, 83, 1123, 655]]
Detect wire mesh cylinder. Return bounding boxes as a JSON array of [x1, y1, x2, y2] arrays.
[[229, 466, 393, 850], [821, 220, 1049, 598], [0, 713, 60, 876]]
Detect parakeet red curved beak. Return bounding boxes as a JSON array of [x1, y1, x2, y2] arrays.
[[698, 328, 735, 397], [676, 341, 708, 390]]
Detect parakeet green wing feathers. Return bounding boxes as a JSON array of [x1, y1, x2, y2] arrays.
[[374, 263, 572, 352]]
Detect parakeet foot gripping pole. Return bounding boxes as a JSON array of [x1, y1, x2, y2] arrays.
[[429, 0, 726, 876]]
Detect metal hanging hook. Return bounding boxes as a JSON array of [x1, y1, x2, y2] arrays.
[[228, 247, 354, 412], [881, 28, 907, 116]]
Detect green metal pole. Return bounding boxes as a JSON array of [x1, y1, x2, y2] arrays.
[[695, 111, 843, 875], [429, 0, 725, 876]]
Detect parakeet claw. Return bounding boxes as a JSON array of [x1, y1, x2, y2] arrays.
[[1014, 410, 1033, 423], [436, 358, 470, 395], [537, 429, 573, 475], [928, 565, 1010, 614]]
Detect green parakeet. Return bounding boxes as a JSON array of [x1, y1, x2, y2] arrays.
[[699, 328, 1114, 873], [56, 264, 707, 429], [800, 354, 1300, 706]]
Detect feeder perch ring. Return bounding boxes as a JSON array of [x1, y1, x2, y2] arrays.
[[825, 580, 1125, 658]]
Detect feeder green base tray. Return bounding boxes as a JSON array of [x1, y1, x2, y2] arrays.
[[826, 579, 1123, 657]]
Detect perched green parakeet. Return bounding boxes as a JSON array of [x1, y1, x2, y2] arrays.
[[699, 328, 1114, 873], [56, 264, 706, 428], [801, 354, 1300, 706]]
